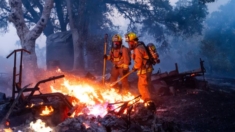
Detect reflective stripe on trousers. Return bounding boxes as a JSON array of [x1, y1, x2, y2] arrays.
[[137, 67, 153, 74]]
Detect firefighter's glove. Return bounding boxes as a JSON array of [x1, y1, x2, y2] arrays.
[[103, 55, 108, 60], [122, 69, 128, 75], [132, 67, 138, 71]]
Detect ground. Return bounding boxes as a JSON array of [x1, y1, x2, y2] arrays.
[[1, 73, 235, 132], [153, 76, 235, 132]]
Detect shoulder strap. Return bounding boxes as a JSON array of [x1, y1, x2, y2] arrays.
[[120, 45, 124, 54], [138, 41, 154, 64], [137, 41, 145, 47], [111, 46, 123, 58]]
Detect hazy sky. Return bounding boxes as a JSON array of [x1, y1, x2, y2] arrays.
[[0, 0, 230, 57]]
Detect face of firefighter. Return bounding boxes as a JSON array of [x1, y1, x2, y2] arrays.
[[127, 41, 137, 50], [112, 41, 122, 49]]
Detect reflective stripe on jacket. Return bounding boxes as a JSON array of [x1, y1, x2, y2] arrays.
[[107, 46, 130, 69]]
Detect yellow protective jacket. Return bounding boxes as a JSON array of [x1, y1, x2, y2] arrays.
[[107, 46, 131, 69], [133, 43, 153, 74]]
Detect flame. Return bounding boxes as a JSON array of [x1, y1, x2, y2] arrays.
[[39, 70, 143, 117], [50, 76, 140, 117], [29, 119, 52, 132], [2, 128, 13, 132], [40, 106, 54, 116]]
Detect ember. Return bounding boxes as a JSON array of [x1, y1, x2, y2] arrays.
[[26, 104, 35, 108]]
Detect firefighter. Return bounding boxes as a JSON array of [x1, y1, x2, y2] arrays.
[[125, 32, 153, 101], [104, 34, 131, 94]]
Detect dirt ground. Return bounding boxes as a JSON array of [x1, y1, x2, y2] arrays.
[[152, 76, 235, 132]]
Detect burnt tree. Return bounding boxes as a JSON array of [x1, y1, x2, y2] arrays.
[[8, 0, 54, 81]]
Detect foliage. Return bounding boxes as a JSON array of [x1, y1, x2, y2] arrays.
[[0, 0, 211, 38], [0, 0, 68, 36], [0, 0, 10, 33], [0, 0, 213, 70], [201, 0, 235, 76]]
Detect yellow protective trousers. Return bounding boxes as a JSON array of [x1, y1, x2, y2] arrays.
[[137, 71, 152, 101], [110, 67, 130, 94]]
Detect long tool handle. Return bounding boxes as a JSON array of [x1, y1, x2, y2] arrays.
[[102, 34, 108, 84], [109, 70, 135, 87]]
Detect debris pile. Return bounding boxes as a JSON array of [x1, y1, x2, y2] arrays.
[[55, 102, 181, 132]]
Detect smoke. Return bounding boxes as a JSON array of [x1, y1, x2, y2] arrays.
[[0, 56, 14, 96], [200, 0, 235, 78], [35, 44, 46, 70], [137, 32, 203, 74]]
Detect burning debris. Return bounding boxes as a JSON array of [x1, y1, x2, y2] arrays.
[[0, 48, 182, 131], [151, 58, 207, 96], [0, 69, 181, 132], [48, 100, 180, 132]]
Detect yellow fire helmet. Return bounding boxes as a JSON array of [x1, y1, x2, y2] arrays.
[[125, 32, 138, 42], [112, 34, 122, 42]]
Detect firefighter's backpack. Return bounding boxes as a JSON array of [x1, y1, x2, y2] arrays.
[[138, 41, 160, 65]]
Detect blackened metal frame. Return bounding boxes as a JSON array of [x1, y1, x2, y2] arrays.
[[6, 49, 31, 100]]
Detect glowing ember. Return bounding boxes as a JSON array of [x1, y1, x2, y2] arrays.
[[56, 68, 61, 73], [26, 104, 35, 108], [191, 73, 195, 76], [29, 119, 52, 132], [40, 106, 54, 116], [83, 122, 90, 129]]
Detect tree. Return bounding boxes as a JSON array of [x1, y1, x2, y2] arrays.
[[0, 0, 68, 36], [141, 0, 208, 54], [2, 0, 213, 72], [66, 0, 84, 70], [8, 0, 54, 80], [0, 0, 9, 33], [107, 0, 210, 54], [200, 0, 235, 76], [66, 0, 117, 71]]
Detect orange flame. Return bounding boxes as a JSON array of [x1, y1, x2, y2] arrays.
[[45, 71, 142, 117], [50, 78, 141, 117], [40, 106, 54, 116]]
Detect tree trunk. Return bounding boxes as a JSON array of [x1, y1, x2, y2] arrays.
[[78, 0, 88, 70], [66, 0, 85, 71], [8, 0, 54, 84], [55, 0, 67, 32]]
